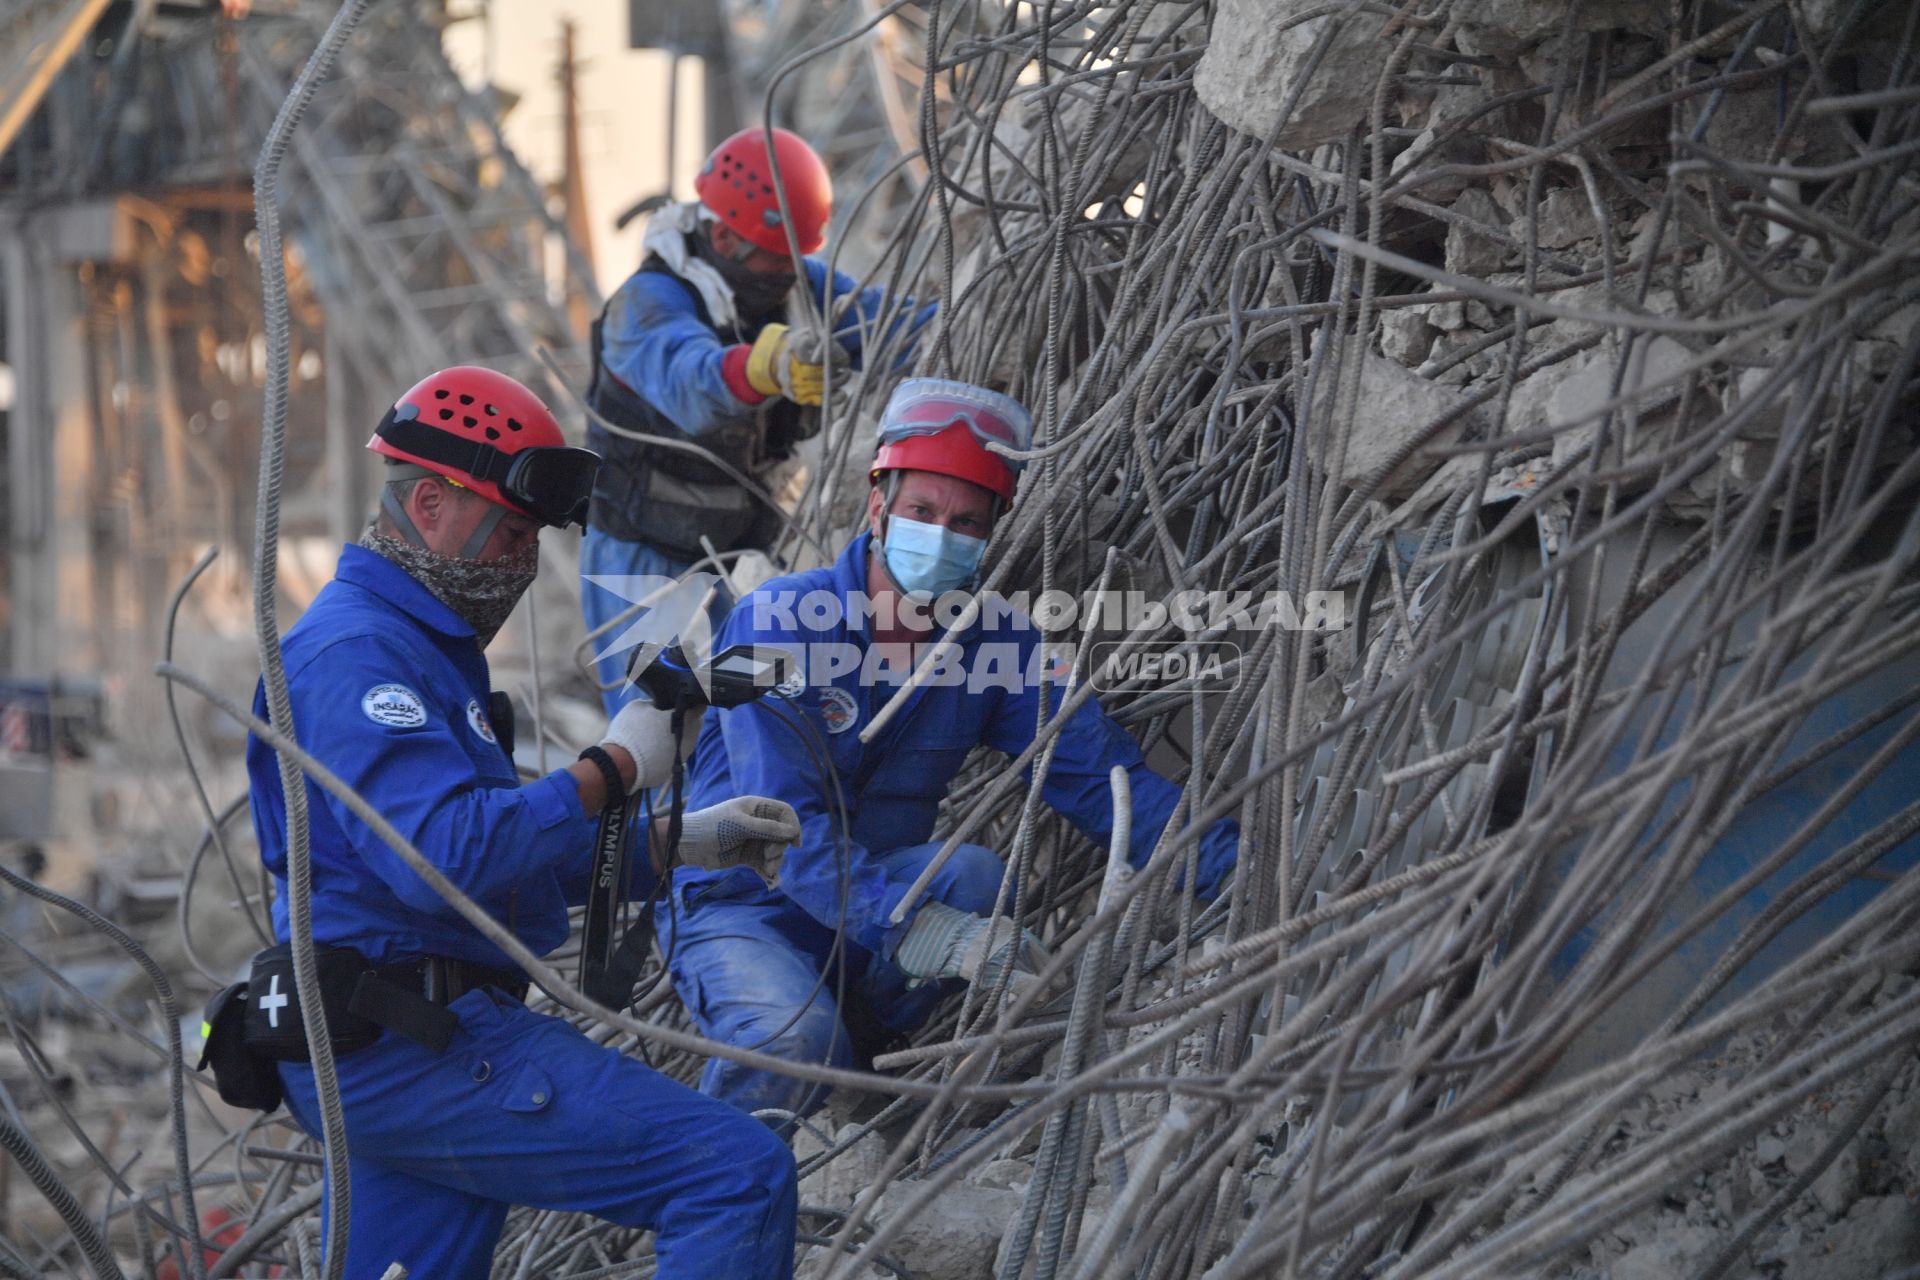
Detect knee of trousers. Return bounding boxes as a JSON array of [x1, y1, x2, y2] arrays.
[[936, 842, 1011, 916], [732, 1118, 799, 1207], [705, 1003, 849, 1116]]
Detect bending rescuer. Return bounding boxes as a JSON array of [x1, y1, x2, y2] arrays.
[[662, 378, 1242, 1120], [579, 126, 932, 713], [238, 367, 804, 1279]]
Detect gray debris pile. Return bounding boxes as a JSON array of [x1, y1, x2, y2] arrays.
[[1535, 971, 1920, 1280]]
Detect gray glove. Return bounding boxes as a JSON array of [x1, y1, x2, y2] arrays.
[[597, 700, 678, 795], [782, 326, 853, 401], [894, 901, 1049, 990], [678, 797, 801, 886]]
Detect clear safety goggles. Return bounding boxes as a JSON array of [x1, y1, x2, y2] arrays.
[[876, 379, 1034, 472]]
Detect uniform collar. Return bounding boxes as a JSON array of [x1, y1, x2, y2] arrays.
[[333, 543, 477, 641]]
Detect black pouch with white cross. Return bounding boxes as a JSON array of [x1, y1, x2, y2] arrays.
[[242, 942, 384, 1062], [198, 981, 284, 1111]]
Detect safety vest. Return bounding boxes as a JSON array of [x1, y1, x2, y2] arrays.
[[584, 256, 808, 558]]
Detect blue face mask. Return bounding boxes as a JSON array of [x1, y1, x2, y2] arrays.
[[882, 515, 988, 596]]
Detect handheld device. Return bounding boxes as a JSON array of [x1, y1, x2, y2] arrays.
[[630, 642, 792, 711], [579, 641, 792, 1010]]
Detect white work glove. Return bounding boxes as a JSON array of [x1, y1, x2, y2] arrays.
[[677, 796, 801, 886], [597, 700, 679, 795], [894, 901, 1050, 991]]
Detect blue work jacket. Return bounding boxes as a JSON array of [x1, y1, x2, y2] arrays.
[[246, 545, 599, 969], [598, 256, 933, 442], [587, 253, 936, 554], [679, 532, 1240, 959]]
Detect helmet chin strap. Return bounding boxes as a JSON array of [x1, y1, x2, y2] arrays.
[[381, 463, 506, 557]]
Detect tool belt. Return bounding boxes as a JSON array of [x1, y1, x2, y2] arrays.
[[197, 943, 530, 1112]]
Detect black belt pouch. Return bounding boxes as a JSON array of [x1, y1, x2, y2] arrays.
[[198, 982, 284, 1112], [243, 942, 384, 1062]]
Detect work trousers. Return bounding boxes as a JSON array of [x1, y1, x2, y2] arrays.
[[278, 987, 797, 1279], [662, 840, 1008, 1123]]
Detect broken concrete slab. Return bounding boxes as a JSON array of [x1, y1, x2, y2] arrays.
[[793, 1122, 890, 1209], [1781, 1195, 1920, 1279], [1452, 0, 1667, 58], [1699, 87, 1852, 170], [1526, 188, 1602, 251], [1610, 1223, 1722, 1280], [1446, 188, 1511, 277], [872, 1181, 1021, 1280], [1380, 308, 1435, 367], [1195, 0, 1390, 151], [1546, 336, 1695, 471], [1310, 339, 1479, 499], [1810, 1140, 1863, 1219]]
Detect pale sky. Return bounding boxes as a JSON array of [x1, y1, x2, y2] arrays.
[[443, 1, 710, 300]]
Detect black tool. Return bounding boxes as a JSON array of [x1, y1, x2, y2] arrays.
[[632, 642, 791, 712], [578, 642, 791, 1010]]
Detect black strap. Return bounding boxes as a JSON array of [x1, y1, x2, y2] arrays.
[[349, 972, 459, 1054], [488, 690, 516, 758], [577, 744, 624, 798], [375, 410, 517, 484], [580, 764, 634, 1009]]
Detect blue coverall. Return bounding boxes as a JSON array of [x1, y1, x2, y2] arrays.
[[247, 544, 796, 1279], [580, 258, 934, 714], [662, 532, 1240, 1118]]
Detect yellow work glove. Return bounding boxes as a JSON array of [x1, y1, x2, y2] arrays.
[[744, 323, 826, 407]]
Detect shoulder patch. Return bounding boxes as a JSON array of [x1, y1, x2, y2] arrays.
[[819, 686, 859, 735], [466, 698, 498, 745], [775, 665, 807, 699], [362, 683, 427, 729]]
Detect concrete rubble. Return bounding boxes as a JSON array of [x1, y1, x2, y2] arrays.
[[1533, 972, 1920, 1280]]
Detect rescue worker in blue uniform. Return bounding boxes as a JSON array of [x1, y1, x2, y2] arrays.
[[579, 127, 933, 714], [662, 380, 1242, 1119], [245, 367, 805, 1279]]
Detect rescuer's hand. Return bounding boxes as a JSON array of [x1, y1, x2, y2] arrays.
[[598, 700, 678, 794], [895, 901, 1050, 991], [677, 796, 802, 885], [744, 323, 838, 406]]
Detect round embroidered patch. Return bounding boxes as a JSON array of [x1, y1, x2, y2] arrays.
[[775, 664, 807, 700], [466, 698, 497, 744], [362, 684, 427, 728], [819, 686, 858, 735]]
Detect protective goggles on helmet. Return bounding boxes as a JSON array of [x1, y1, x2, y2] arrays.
[[876, 379, 1033, 472], [374, 406, 601, 528]]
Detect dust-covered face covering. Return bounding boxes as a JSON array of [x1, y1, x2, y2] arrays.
[[690, 230, 796, 320], [360, 520, 538, 647]]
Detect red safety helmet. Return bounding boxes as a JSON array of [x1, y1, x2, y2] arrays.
[[870, 379, 1030, 503], [367, 367, 599, 528], [695, 127, 832, 256]]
